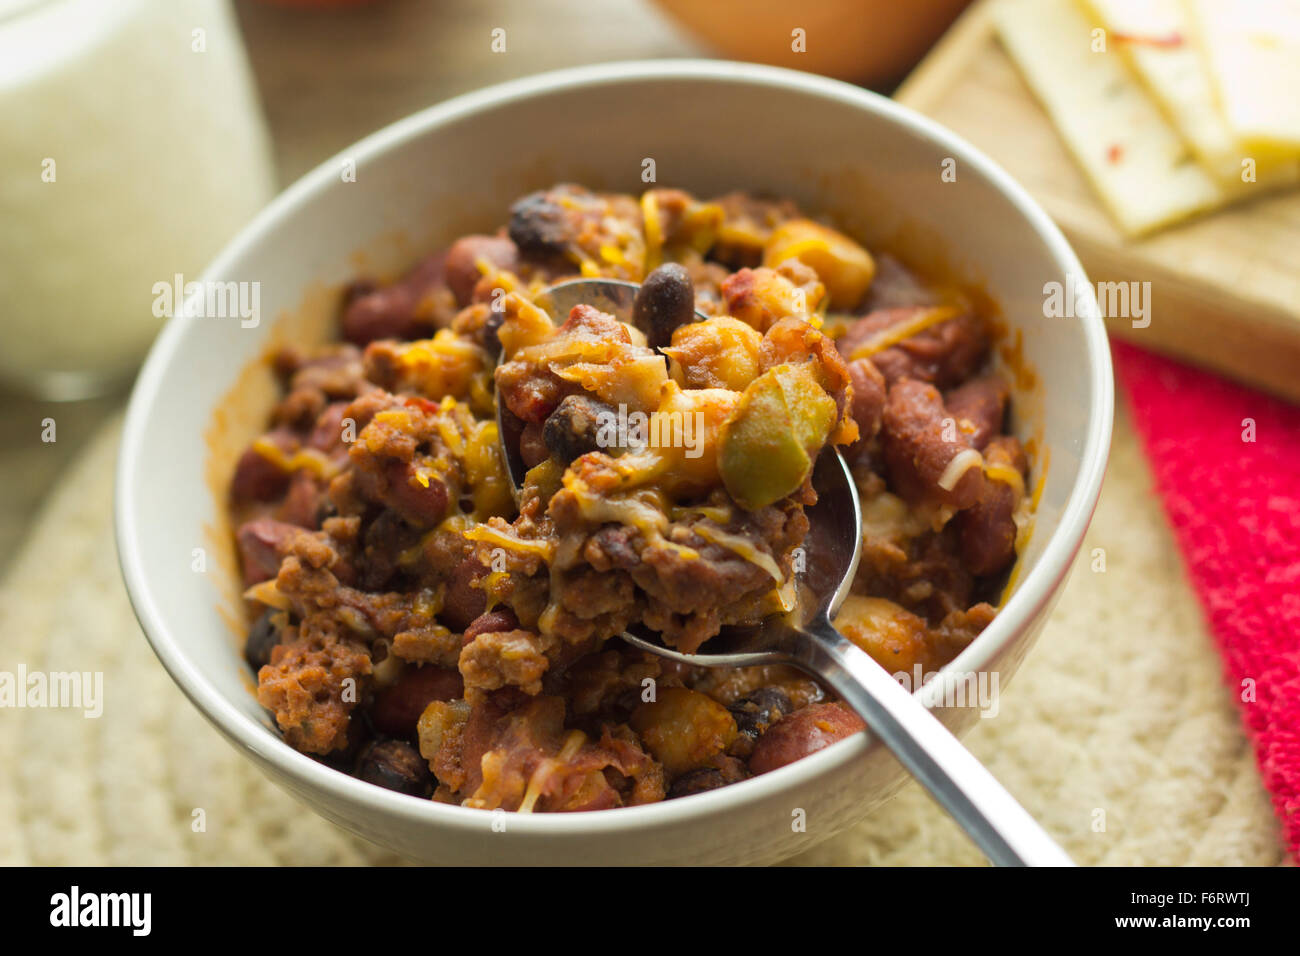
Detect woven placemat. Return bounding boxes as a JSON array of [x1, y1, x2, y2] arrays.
[[0, 406, 1283, 865]]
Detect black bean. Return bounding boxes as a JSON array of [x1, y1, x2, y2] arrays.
[[667, 756, 747, 799], [507, 191, 570, 256], [243, 609, 282, 673], [728, 687, 793, 739], [355, 739, 433, 797], [542, 394, 615, 462], [632, 262, 696, 349], [668, 768, 728, 799], [481, 309, 505, 359]]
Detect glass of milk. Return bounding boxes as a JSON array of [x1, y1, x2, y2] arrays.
[[0, 0, 276, 398]]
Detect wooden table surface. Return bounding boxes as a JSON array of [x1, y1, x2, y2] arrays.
[[0, 0, 701, 575]]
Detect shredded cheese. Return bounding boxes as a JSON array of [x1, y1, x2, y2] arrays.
[[250, 438, 340, 481], [693, 524, 785, 584], [243, 579, 291, 611], [463, 523, 556, 561], [848, 306, 962, 360], [936, 448, 984, 492]]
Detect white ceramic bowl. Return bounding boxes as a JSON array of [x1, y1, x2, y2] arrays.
[[116, 60, 1112, 865]]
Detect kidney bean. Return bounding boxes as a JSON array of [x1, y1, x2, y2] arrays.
[[235, 518, 300, 586], [384, 460, 448, 528], [955, 436, 1026, 577], [840, 307, 989, 388], [243, 608, 282, 672], [445, 235, 519, 306], [341, 253, 447, 345], [881, 379, 985, 509], [462, 607, 520, 644], [542, 393, 615, 463], [276, 471, 322, 529], [307, 401, 351, 452], [369, 664, 464, 739], [847, 357, 886, 441], [749, 702, 865, 775], [944, 376, 1009, 451], [632, 262, 696, 349], [355, 739, 433, 796], [441, 555, 488, 631], [229, 429, 298, 503]]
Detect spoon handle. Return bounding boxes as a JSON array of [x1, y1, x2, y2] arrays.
[[795, 616, 1075, 867]]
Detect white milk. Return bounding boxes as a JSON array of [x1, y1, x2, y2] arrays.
[[0, 0, 275, 397]]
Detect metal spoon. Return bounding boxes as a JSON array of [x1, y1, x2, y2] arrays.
[[494, 278, 1073, 866]]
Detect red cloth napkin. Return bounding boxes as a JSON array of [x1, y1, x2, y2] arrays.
[[1112, 341, 1300, 860]]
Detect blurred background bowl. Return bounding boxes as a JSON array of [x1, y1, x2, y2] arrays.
[[653, 0, 974, 88]]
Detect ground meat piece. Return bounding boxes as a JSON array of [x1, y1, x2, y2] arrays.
[[945, 376, 1009, 451], [460, 629, 556, 698], [256, 618, 373, 754], [854, 526, 977, 627], [495, 359, 569, 423], [564, 648, 661, 716], [342, 253, 455, 345], [881, 379, 985, 510], [749, 702, 865, 774], [445, 694, 662, 811], [839, 307, 989, 388], [271, 347, 370, 432]]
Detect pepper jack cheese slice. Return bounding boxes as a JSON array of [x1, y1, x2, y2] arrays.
[[994, 0, 1223, 234], [1081, 0, 1300, 188], [1186, 0, 1300, 157]]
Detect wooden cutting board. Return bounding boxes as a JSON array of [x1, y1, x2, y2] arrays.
[[895, 0, 1300, 403]]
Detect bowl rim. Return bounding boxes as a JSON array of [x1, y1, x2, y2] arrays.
[[115, 58, 1112, 841]]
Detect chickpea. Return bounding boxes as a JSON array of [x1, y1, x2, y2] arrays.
[[764, 219, 875, 310], [833, 594, 936, 676], [663, 316, 763, 391], [631, 687, 738, 778]]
